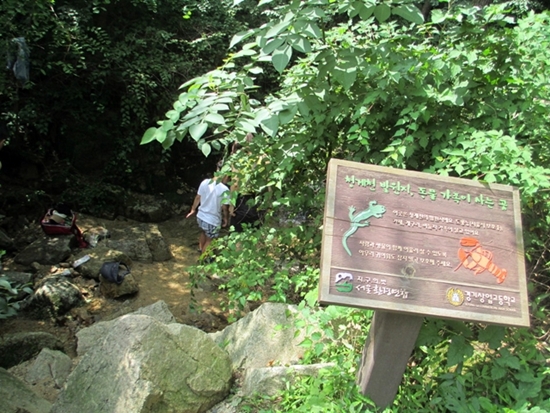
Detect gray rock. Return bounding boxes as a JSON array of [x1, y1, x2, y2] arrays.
[[0, 228, 14, 249], [26, 348, 72, 388], [0, 367, 52, 413], [15, 235, 73, 266], [1, 270, 33, 286], [0, 331, 64, 369], [72, 247, 133, 281], [27, 274, 83, 317], [76, 300, 176, 356], [132, 300, 176, 323], [53, 315, 232, 413], [106, 236, 152, 262], [105, 223, 172, 262], [99, 272, 139, 298], [146, 224, 173, 261], [209, 303, 307, 371]]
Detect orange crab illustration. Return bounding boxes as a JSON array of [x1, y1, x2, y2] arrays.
[[454, 237, 507, 284]]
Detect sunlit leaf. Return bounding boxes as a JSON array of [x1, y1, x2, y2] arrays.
[[261, 114, 279, 137], [201, 142, 212, 157], [205, 113, 225, 125], [392, 4, 424, 25], [374, 4, 391, 23], [230, 29, 255, 49], [140, 127, 158, 145], [272, 44, 292, 73], [190, 123, 208, 141], [262, 38, 285, 55]]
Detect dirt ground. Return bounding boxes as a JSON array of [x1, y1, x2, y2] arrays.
[[0, 212, 230, 358]]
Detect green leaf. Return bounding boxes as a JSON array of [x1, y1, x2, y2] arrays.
[[392, 4, 424, 25], [374, 4, 391, 23], [302, 22, 322, 39], [165, 109, 180, 123], [262, 38, 285, 55], [360, 5, 375, 19], [154, 128, 167, 143], [299, 337, 313, 348], [333, 66, 357, 90], [279, 105, 298, 124], [272, 44, 293, 74], [447, 335, 473, 366], [190, 123, 208, 141], [141, 127, 158, 145], [162, 130, 175, 149], [161, 120, 174, 132], [230, 30, 255, 49], [261, 114, 279, 137], [204, 113, 225, 125], [201, 142, 211, 157], [288, 34, 311, 53], [491, 365, 507, 380], [478, 325, 505, 349], [266, 20, 291, 39], [431, 9, 446, 24]]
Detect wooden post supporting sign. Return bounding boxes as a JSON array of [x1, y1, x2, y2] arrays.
[[319, 159, 529, 408]]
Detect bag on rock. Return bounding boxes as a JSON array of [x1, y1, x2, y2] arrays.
[[99, 262, 130, 284]]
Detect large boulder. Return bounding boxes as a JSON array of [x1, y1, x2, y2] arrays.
[[0, 367, 52, 413], [53, 314, 232, 413], [14, 235, 73, 266], [106, 223, 172, 262], [209, 303, 307, 371], [76, 300, 176, 356]]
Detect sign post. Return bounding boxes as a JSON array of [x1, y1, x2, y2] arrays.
[[319, 159, 529, 407]]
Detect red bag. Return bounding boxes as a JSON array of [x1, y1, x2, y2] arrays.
[[41, 208, 88, 248]]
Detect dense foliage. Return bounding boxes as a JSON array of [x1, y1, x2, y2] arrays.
[[0, 0, 262, 198], [151, 0, 550, 411]]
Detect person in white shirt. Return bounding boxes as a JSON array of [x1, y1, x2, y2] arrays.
[[186, 175, 230, 255]]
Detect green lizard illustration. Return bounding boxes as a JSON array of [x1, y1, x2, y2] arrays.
[[343, 200, 386, 256]]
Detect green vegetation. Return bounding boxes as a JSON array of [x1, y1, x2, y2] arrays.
[[157, 0, 550, 411], [1, 0, 549, 410]]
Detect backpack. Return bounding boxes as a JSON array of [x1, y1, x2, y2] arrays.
[[99, 262, 130, 285]]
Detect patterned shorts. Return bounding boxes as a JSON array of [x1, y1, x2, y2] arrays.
[[197, 218, 221, 239]]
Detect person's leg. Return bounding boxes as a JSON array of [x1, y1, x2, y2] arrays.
[[197, 217, 220, 259], [202, 235, 213, 253], [199, 230, 207, 252]]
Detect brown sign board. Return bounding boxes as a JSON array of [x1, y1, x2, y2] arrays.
[[319, 159, 530, 327]]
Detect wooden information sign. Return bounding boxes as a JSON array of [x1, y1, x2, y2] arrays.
[[320, 159, 529, 328]]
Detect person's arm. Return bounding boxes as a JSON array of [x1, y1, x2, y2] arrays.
[[186, 194, 201, 218], [221, 204, 229, 227]]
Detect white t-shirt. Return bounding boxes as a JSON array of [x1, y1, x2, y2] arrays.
[[197, 178, 230, 227]]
